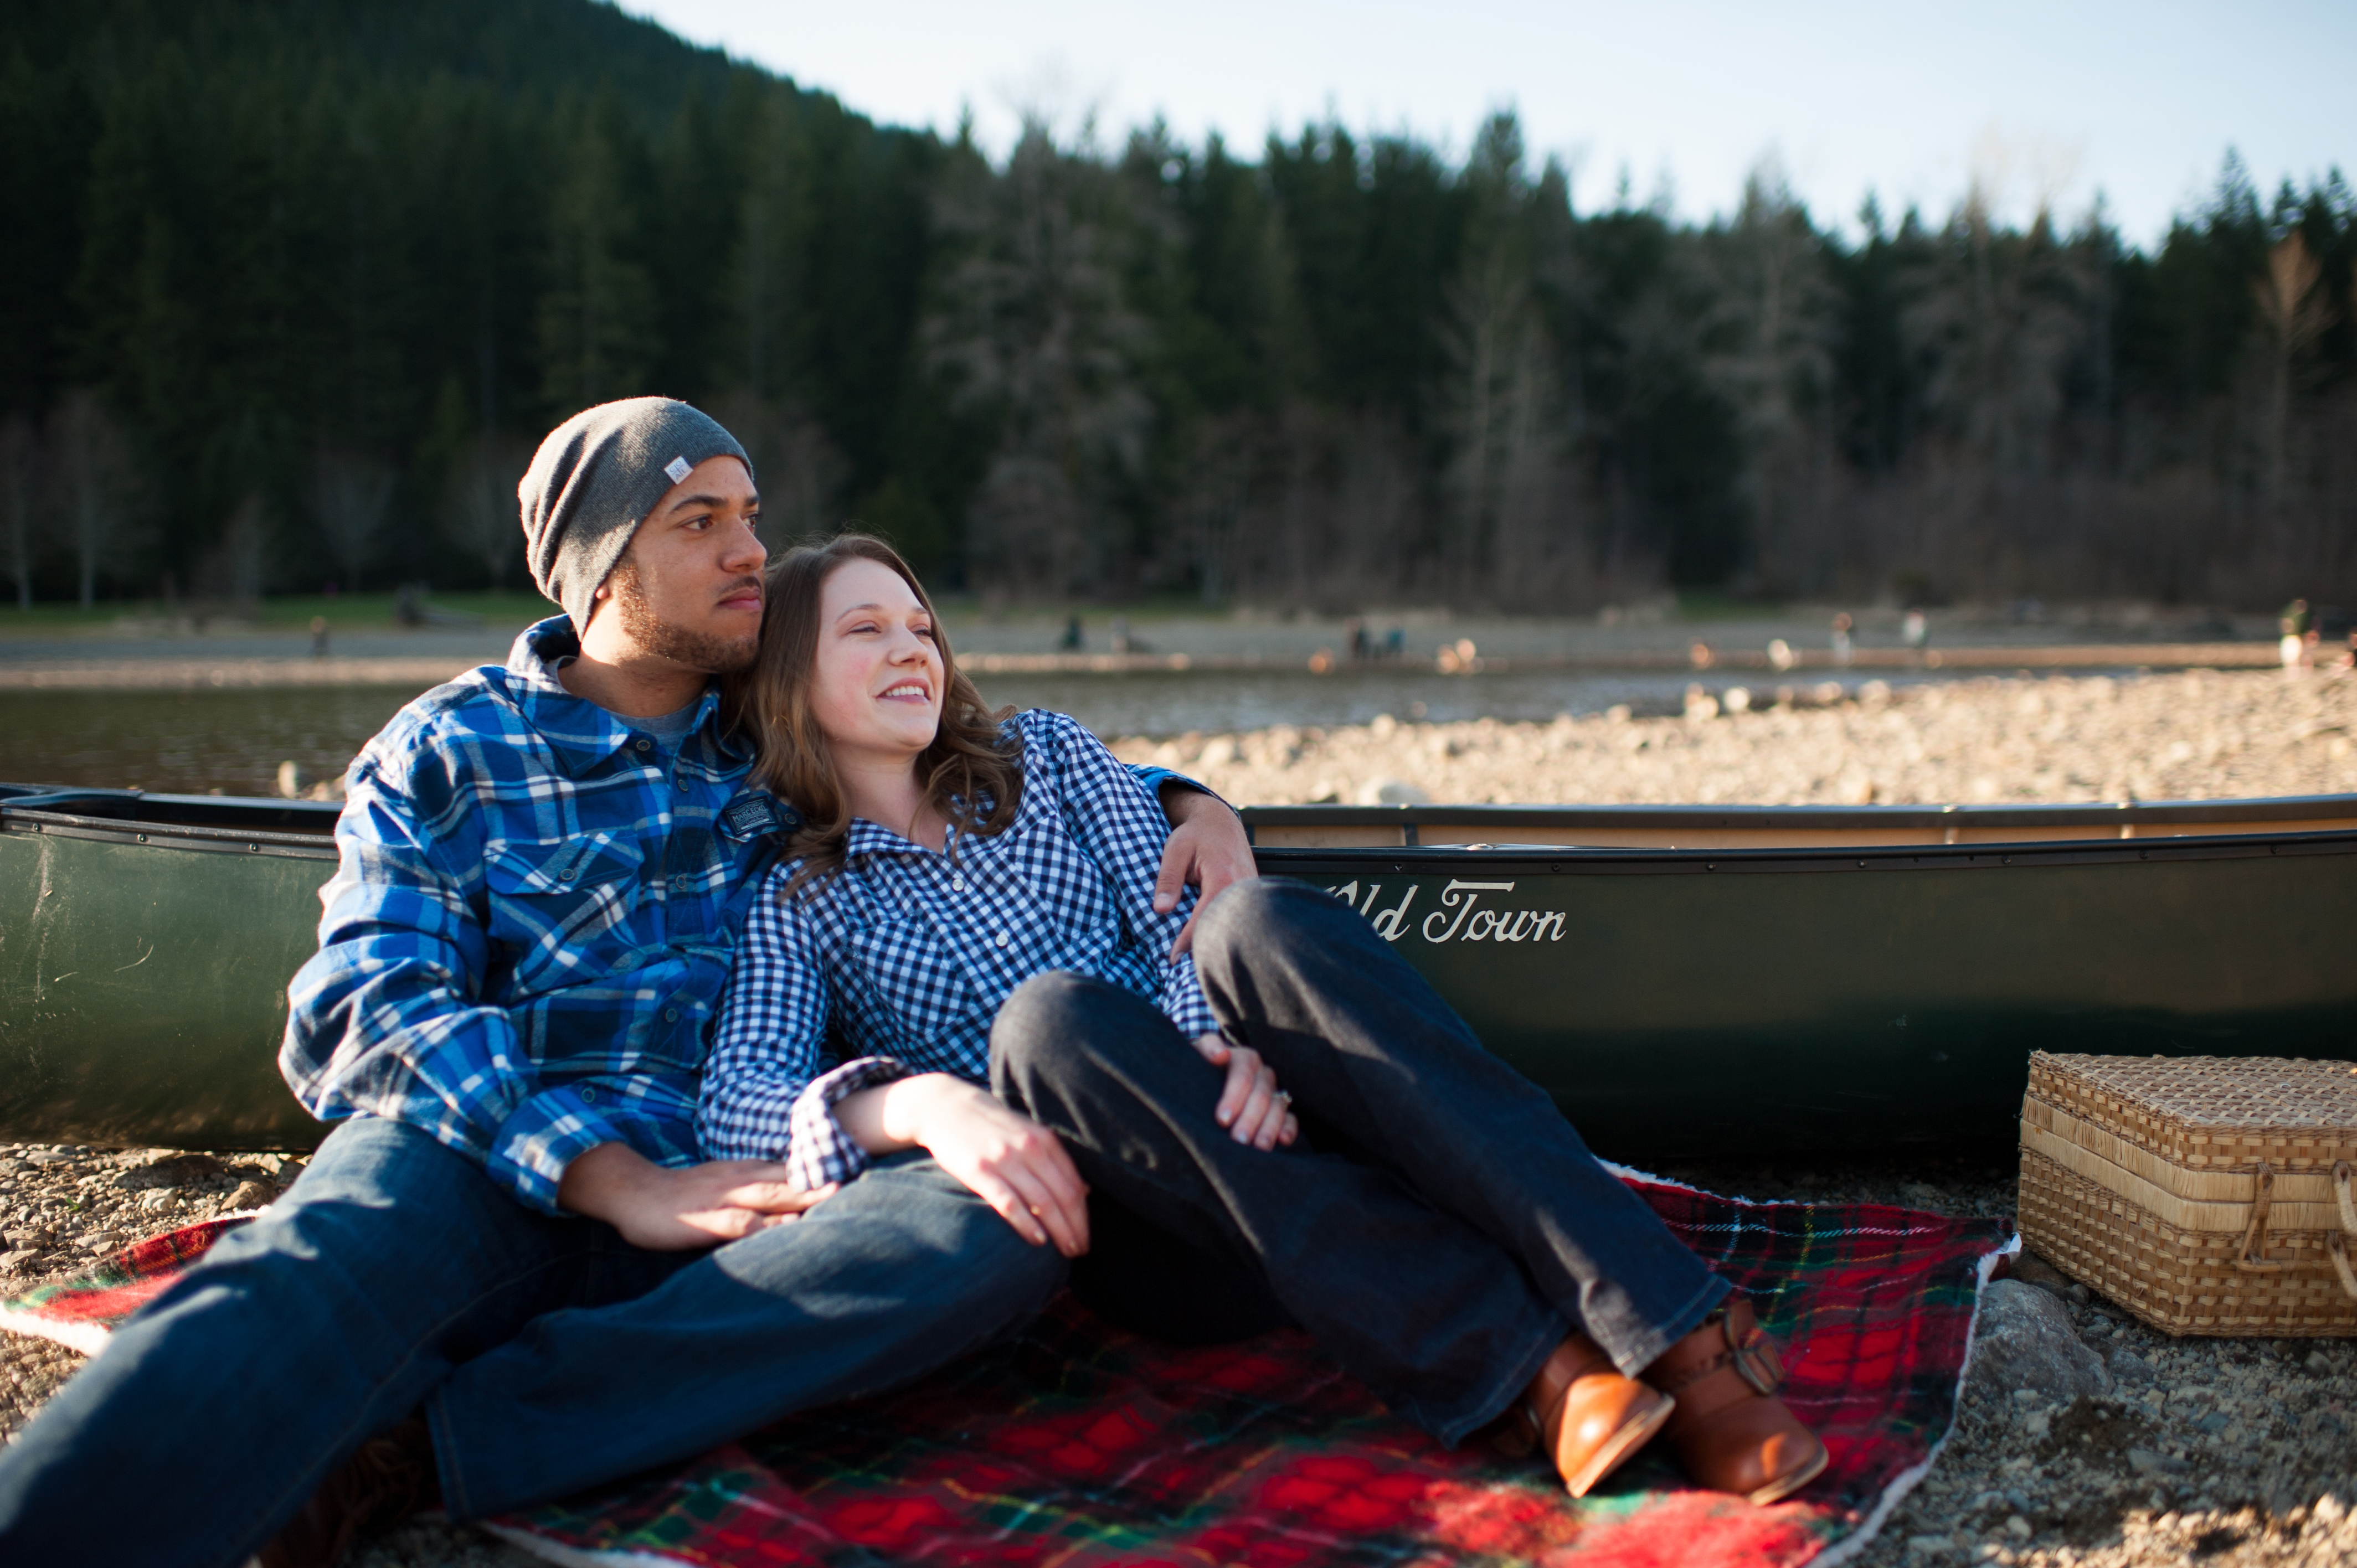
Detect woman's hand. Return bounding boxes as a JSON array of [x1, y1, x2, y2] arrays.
[[862, 1074, 1093, 1257], [1193, 1034, 1299, 1151], [1154, 792, 1257, 956], [557, 1142, 836, 1251]]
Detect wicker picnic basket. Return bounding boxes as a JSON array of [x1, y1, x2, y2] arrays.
[[2016, 1053, 2357, 1336]]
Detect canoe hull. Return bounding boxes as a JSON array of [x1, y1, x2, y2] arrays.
[[4, 789, 2353, 1156], [1263, 838, 2353, 1156], [0, 818, 328, 1149]]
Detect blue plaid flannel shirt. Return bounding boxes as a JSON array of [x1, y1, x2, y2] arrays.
[[281, 618, 1194, 1215], [699, 708, 1219, 1190]]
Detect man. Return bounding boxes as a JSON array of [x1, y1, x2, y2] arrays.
[[0, 398, 1252, 1568]]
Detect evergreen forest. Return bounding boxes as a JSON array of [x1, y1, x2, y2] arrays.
[[3, 0, 2353, 613]]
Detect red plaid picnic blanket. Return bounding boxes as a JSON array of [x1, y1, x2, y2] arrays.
[[3, 1176, 2011, 1567], [0, 1218, 249, 1355]]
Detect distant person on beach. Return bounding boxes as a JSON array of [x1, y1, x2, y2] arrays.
[[0, 400, 1251, 1568], [701, 532, 1828, 1509]]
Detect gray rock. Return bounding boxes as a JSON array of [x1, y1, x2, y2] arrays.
[[1969, 1279, 2111, 1401], [2129, 1447, 2191, 1476], [0, 1248, 39, 1273], [2108, 1347, 2157, 1385], [114, 1153, 227, 1192], [2008, 1249, 2081, 1304]]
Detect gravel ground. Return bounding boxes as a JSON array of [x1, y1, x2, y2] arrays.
[[4, 665, 2354, 1566], [1106, 665, 2357, 807]]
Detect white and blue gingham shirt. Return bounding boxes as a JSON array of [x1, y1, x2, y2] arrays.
[[700, 708, 1218, 1189]]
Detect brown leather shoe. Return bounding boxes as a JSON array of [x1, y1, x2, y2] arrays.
[[255, 1415, 439, 1568], [1641, 1295, 1826, 1505], [1492, 1332, 1677, 1497]]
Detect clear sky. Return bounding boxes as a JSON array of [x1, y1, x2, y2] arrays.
[[621, 0, 2353, 247]]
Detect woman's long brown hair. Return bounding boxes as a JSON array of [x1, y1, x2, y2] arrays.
[[722, 533, 1022, 893]]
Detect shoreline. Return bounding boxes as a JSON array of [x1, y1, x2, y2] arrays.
[[0, 642, 2299, 694]]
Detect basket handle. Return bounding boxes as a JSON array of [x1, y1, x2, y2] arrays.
[[2335, 1162, 2357, 1302], [2236, 1162, 2287, 1273]]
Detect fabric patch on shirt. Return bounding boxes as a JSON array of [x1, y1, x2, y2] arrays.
[[663, 455, 694, 485], [722, 794, 797, 838]]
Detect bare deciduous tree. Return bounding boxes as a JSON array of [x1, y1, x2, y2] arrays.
[[53, 390, 133, 610], [441, 432, 533, 589], [704, 393, 847, 543], [2252, 233, 2331, 508], [1172, 412, 1256, 605], [202, 494, 270, 608], [0, 416, 40, 609], [311, 448, 394, 592]]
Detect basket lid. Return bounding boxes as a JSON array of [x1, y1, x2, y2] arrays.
[[2026, 1053, 2357, 1169]]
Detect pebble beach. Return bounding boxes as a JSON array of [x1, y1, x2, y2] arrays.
[[1104, 664, 2357, 809], [4, 664, 2354, 1567]]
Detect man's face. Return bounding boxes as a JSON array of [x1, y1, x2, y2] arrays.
[[593, 455, 765, 674]]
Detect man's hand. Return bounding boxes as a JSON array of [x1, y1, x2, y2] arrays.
[[1193, 1034, 1298, 1151], [1155, 788, 1257, 955], [847, 1075, 1093, 1257], [557, 1142, 833, 1251]]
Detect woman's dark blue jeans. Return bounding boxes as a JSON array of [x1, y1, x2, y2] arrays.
[[990, 877, 1726, 1446]]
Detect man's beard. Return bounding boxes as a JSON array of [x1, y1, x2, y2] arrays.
[[609, 561, 761, 675]]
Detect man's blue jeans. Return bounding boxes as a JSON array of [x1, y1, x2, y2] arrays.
[[0, 1122, 1065, 1568], [991, 878, 1728, 1446]]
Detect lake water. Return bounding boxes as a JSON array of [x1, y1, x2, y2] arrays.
[[0, 667, 1941, 796]]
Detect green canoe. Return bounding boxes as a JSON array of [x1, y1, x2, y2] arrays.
[[3, 782, 2353, 1158]]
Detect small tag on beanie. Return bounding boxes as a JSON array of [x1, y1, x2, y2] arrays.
[[663, 456, 693, 485]]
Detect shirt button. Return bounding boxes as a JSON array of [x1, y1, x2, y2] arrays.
[[632, 738, 651, 753], [996, 931, 1010, 947], [677, 779, 691, 792], [664, 1007, 680, 1023], [952, 875, 966, 891], [578, 1086, 598, 1103]]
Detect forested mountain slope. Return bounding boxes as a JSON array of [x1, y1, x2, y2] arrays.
[[1, 1, 2350, 611]]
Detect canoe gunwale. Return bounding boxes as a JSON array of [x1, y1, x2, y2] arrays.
[[8, 786, 2356, 873], [1236, 792, 2357, 833], [1255, 826, 2357, 878], [1, 808, 339, 861]]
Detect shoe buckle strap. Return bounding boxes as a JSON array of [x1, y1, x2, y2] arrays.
[[1654, 1308, 1787, 1398], [1728, 1315, 1786, 1396], [1485, 1400, 1541, 1459]]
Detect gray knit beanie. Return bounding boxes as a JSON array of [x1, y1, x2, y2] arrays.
[[518, 398, 754, 634]]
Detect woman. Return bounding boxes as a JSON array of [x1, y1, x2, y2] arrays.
[[703, 534, 1825, 1505]]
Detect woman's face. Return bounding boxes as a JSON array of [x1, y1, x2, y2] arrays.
[[808, 556, 944, 770]]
